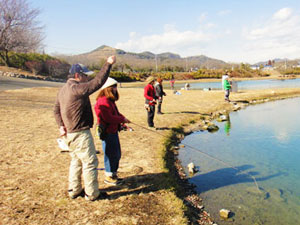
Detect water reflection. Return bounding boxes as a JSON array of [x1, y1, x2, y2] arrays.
[[224, 114, 231, 136], [190, 164, 284, 193], [124, 78, 300, 90]]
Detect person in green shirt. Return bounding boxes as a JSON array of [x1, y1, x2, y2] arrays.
[[223, 73, 231, 102]]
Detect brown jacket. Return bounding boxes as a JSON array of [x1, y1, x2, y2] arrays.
[[54, 63, 111, 133]]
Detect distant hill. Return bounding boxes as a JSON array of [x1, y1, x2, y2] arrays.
[[57, 45, 229, 70], [254, 58, 289, 66], [254, 58, 300, 69]]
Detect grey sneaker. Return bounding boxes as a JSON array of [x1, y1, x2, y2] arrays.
[[85, 191, 108, 201]]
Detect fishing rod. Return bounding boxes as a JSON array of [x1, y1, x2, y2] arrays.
[[130, 121, 260, 192]]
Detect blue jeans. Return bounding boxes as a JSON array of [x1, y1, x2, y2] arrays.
[[102, 133, 121, 176]]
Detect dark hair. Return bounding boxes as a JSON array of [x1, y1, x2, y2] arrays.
[[96, 86, 119, 101]]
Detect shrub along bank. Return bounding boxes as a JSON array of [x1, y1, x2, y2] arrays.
[[1, 51, 273, 83]]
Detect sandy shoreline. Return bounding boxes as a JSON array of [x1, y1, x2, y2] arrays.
[[1, 85, 300, 224]]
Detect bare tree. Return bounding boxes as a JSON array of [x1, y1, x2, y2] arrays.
[[0, 0, 44, 66]]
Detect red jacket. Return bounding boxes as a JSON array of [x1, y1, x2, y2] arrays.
[[144, 84, 156, 105], [94, 96, 125, 133]]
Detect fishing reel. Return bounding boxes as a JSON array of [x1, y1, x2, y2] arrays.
[[120, 123, 133, 131]]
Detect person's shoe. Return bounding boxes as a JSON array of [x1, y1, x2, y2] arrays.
[[85, 191, 108, 201], [148, 126, 156, 131], [112, 174, 124, 183], [68, 189, 85, 199], [157, 112, 163, 114], [104, 176, 123, 186]]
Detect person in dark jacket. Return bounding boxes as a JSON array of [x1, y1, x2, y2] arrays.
[[144, 76, 157, 127], [54, 56, 116, 201], [94, 77, 130, 186], [154, 77, 166, 114]]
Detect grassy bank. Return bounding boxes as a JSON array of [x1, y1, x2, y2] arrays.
[[1, 86, 300, 224]]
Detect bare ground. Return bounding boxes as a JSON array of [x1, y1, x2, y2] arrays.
[[1, 84, 300, 225]]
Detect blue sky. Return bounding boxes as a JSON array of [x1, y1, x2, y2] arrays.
[[31, 0, 300, 64]]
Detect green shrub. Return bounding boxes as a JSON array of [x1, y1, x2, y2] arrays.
[[110, 71, 136, 82], [7, 52, 54, 70]]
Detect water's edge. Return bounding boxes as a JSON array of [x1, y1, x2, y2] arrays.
[[166, 94, 300, 224]]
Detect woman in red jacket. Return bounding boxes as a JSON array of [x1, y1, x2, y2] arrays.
[[94, 77, 130, 186], [144, 76, 157, 128]]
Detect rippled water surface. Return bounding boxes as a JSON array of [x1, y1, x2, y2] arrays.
[[179, 97, 300, 225], [124, 78, 300, 90], [181, 78, 300, 90]]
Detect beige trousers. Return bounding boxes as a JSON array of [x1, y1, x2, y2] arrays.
[[64, 129, 100, 200]]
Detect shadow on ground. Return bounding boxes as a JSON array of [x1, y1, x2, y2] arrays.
[[101, 173, 169, 200]]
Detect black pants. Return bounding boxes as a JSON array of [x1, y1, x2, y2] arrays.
[[157, 98, 163, 113], [147, 105, 155, 127], [225, 89, 230, 100], [157, 103, 162, 113]]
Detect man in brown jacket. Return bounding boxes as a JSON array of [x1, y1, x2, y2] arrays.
[[54, 56, 116, 201]]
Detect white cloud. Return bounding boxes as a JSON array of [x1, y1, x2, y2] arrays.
[[197, 13, 216, 29], [115, 7, 300, 63], [198, 13, 207, 23], [205, 23, 216, 29], [224, 29, 231, 35], [115, 24, 214, 56], [129, 32, 136, 38], [218, 10, 231, 16], [272, 7, 292, 20], [242, 7, 300, 62]]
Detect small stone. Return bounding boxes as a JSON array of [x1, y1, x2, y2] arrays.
[[233, 105, 241, 111], [219, 209, 231, 219], [207, 124, 219, 133], [217, 115, 227, 122], [187, 162, 195, 173]]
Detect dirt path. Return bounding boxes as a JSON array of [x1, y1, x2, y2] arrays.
[[1, 86, 300, 224], [0, 76, 63, 91]]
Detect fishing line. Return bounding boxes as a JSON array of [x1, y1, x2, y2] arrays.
[[130, 121, 260, 191]]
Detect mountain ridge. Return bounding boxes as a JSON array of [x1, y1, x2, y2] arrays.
[[58, 45, 229, 70], [57, 45, 299, 70]]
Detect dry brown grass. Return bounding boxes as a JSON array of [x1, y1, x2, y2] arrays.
[[1, 85, 300, 225]]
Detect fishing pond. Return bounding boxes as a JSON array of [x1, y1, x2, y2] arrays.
[[175, 78, 300, 90], [178, 97, 300, 225], [124, 78, 300, 90]]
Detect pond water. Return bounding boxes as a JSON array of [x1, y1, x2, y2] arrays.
[[178, 97, 300, 225], [124, 78, 300, 90], [176, 78, 300, 90]]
